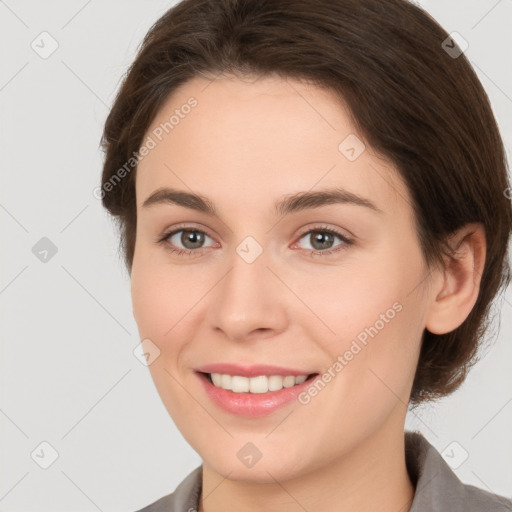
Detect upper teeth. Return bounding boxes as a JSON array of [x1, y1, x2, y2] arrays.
[[210, 373, 309, 393]]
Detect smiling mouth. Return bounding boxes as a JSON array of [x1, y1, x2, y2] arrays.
[[199, 372, 318, 394]]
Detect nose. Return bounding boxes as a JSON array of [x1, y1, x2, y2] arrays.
[[205, 245, 289, 343]]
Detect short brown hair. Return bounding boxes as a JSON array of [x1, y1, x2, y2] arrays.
[[100, 0, 512, 407]]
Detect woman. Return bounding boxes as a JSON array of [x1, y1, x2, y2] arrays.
[[99, 0, 512, 510]]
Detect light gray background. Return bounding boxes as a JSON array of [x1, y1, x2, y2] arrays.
[[1, 1, 511, 511]]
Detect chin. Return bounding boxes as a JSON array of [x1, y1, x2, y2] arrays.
[[201, 447, 313, 483]]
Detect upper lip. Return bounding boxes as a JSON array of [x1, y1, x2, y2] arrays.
[[195, 363, 317, 377]]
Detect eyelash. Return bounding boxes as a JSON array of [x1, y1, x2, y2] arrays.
[[156, 224, 354, 258]]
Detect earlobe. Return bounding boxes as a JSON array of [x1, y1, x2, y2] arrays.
[[425, 223, 486, 335]]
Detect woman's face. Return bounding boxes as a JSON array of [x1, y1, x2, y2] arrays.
[[131, 74, 433, 482]]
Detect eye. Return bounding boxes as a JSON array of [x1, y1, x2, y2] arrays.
[[294, 225, 353, 257], [157, 225, 216, 257]]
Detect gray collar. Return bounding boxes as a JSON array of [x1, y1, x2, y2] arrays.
[[405, 431, 512, 511]]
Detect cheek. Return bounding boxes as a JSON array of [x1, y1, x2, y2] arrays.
[[130, 252, 208, 382], [131, 256, 200, 422], [301, 243, 426, 403], [130, 255, 185, 364], [131, 240, 189, 334], [291, 257, 404, 350], [131, 269, 170, 338]]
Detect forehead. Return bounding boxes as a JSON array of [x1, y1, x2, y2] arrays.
[[135, 74, 411, 217]]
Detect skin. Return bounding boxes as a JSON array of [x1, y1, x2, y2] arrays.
[[130, 73, 486, 512]]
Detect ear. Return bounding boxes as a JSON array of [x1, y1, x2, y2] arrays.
[[425, 223, 486, 335]]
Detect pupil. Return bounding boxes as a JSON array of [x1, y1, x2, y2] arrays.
[[183, 230, 204, 249], [312, 231, 333, 250]]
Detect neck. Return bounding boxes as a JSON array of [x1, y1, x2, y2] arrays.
[[198, 419, 415, 512]]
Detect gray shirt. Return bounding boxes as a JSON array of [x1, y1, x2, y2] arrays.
[[135, 431, 512, 511]]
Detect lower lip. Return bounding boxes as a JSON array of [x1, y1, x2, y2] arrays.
[[196, 372, 318, 418]]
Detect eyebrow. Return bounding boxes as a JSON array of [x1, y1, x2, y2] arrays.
[[141, 186, 383, 216]]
